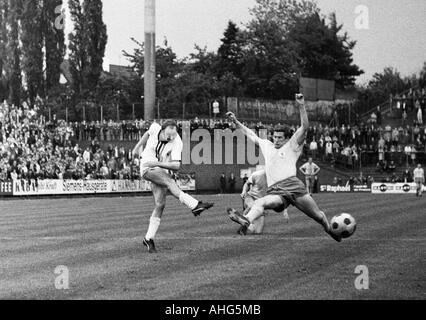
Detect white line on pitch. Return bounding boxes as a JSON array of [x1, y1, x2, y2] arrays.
[[0, 236, 425, 242]]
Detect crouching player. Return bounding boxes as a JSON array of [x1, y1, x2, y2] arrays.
[[228, 169, 289, 235], [133, 120, 214, 253]]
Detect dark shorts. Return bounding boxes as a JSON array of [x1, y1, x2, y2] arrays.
[[266, 177, 308, 212]]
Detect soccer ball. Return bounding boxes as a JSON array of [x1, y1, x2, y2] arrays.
[[330, 213, 357, 239]]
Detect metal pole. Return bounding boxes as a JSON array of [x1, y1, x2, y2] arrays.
[[100, 105, 103, 122], [83, 104, 86, 122], [117, 104, 120, 122], [66, 107, 68, 123], [132, 103, 135, 120], [144, 0, 156, 120]]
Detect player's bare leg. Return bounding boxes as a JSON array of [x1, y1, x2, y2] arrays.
[[293, 194, 342, 242], [143, 183, 167, 253], [144, 168, 213, 216]]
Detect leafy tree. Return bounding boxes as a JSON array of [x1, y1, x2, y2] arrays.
[[217, 21, 244, 79], [69, 0, 107, 98], [82, 0, 107, 91], [239, 0, 320, 99], [21, 0, 44, 105], [419, 62, 426, 89], [288, 12, 363, 88], [0, 0, 8, 101], [43, 0, 66, 94], [5, 0, 22, 105]]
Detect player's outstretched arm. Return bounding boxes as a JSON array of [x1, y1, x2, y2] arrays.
[[226, 112, 261, 145], [295, 94, 309, 146], [132, 131, 150, 157]]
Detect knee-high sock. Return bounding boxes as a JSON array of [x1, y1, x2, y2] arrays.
[[145, 217, 161, 240], [179, 192, 199, 210]]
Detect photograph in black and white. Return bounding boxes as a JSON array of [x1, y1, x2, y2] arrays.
[[0, 0, 425, 301]]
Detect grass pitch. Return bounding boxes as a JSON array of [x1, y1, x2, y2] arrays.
[[0, 193, 425, 300]]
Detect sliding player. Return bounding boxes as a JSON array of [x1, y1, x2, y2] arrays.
[[226, 94, 343, 242], [133, 120, 214, 253]]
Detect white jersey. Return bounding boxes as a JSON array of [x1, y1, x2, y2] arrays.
[[413, 168, 424, 180], [300, 162, 320, 176], [140, 123, 183, 167], [259, 128, 304, 187]]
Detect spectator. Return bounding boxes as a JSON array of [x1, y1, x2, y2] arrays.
[[299, 158, 320, 195], [219, 173, 226, 194], [228, 173, 236, 194], [417, 101, 423, 125], [309, 138, 318, 159], [402, 168, 413, 183], [388, 160, 396, 172]]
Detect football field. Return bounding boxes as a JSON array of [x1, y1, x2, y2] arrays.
[[0, 193, 425, 300]]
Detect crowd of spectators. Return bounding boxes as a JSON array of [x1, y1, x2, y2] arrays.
[[0, 101, 139, 181], [2, 85, 426, 183], [304, 121, 426, 169]]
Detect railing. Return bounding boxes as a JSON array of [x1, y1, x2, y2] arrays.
[[360, 85, 421, 121]]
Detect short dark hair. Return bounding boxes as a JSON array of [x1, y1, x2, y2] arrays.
[[273, 125, 292, 139], [161, 119, 178, 130]]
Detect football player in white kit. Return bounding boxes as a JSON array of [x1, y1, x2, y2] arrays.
[[133, 120, 214, 253], [226, 94, 342, 242], [229, 169, 289, 235], [413, 163, 424, 197]]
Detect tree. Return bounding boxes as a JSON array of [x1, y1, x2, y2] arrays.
[[288, 12, 363, 88], [419, 61, 426, 89], [364, 67, 409, 111], [217, 21, 244, 79], [239, 0, 320, 99], [5, 0, 22, 105], [21, 0, 44, 105], [82, 0, 107, 91], [69, 0, 107, 98], [43, 0, 66, 94], [0, 0, 8, 101]]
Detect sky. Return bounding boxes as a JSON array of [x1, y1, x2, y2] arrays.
[[64, 0, 426, 85]]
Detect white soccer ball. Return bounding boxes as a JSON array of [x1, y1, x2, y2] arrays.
[[330, 213, 357, 239]]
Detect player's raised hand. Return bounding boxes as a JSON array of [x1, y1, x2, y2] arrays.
[[226, 111, 237, 123], [295, 93, 305, 106]]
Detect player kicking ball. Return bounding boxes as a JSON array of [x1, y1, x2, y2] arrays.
[[133, 120, 214, 253], [226, 94, 343, 242], [228, 169, 289, 235]]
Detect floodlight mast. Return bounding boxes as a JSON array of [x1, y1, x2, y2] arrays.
[[144, 0, 156, 120]]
